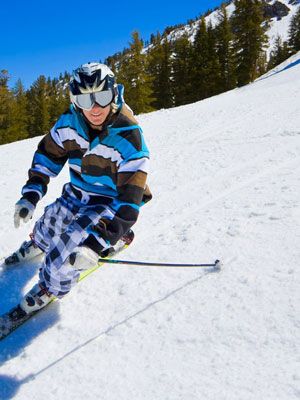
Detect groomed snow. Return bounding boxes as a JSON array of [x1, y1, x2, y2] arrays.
[[0, 52, 300, 400]]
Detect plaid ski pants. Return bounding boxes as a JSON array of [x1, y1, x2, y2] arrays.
[[33, 192, 113, 297]]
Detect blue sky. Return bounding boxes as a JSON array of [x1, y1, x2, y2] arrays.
[[1, 0, 223, 88]]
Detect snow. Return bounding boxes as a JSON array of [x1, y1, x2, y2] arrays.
[[266, 0, 300, 57], [0, 52, 300, 400], [158, 1, 300, 58], [164, 3, 236, 44]]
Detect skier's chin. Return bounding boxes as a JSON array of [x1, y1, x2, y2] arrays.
[[89, 122, 104, 129], [88, 116, 106, 126]]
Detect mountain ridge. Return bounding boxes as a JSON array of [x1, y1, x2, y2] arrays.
[[144, 0, 300, 57]]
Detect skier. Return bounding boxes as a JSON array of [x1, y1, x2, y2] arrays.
[[5, 62, 152, 316]]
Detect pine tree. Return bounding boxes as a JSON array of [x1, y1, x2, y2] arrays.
[[150, 33, 156, 45], [172, 34, 193, 106], [215, 4, 237, 91], [27, 75, 50, 137], [191, 17, 211, 101], [206, 22, 222, 96], [146, 32, 163, 109], [268, 35, 290, 70], [105, 55, 118, 75], [6, 79, 29, 142], [159, 38, 174, 109], [232, 0, 267, 86], [147, 33, 173, 110], [257, 51, 267, 76], [48, 77, 70, 127], [47, 77, 56, 125], [116, 31, 154, 114], [288, 6, 300, 53], [191, 17, 222, 100], [0, 70, 13, 144], [0, 71, 71, 145]]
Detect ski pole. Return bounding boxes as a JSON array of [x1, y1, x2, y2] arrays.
[[98, 258, 221, 269]]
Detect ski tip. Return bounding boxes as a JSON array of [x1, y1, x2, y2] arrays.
[[214, 259, 222, 271]]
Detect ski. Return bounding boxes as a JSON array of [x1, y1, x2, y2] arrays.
[[0, 230, 134, 341]]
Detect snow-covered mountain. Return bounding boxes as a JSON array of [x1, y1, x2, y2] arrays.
[[265, 0, 300, 53], [153, 0, 300, 57], [0, 50, 300, 399]]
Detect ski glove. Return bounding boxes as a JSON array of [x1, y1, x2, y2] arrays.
[[14, 199, 36, 228]]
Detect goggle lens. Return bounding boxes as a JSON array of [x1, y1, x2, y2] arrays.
[[74, 89, 114, 110]]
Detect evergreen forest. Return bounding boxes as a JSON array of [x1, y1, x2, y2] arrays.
[[1, 0, 300, 145]]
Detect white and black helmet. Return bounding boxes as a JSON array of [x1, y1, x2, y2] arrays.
[[69, 62, 118, 110]]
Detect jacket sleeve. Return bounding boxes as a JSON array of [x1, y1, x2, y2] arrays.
[[21, 126, 68, 205], [93, 128, 152, 246]]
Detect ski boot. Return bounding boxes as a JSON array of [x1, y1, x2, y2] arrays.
[[100, 229, 135, 257], [20, 283, 54, 314], [67, 246, 100, 271], [68, 229, 135, 270], [4, 239, 44, 266]]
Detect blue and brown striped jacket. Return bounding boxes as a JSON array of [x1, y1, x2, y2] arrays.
[[21, 104, 152, 246]]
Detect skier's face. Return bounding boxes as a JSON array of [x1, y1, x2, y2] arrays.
[[82, 103, 111, 126]]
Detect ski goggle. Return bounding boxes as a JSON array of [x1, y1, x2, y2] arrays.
[[72, 89, 114, 110]]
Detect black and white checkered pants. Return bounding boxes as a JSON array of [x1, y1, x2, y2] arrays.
[[33, 192, 113, 297]]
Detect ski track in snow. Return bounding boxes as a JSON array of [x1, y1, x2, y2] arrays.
[[0, 53, 300, 400]]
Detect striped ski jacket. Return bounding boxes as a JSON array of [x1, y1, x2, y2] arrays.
[[21, 104, 152, 246]]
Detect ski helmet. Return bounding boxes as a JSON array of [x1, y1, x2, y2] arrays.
[[69, 62, 117, 110]]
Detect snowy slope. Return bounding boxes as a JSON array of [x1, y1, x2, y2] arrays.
[[267, 0, 300, 54], [0, 53, 300, 400]]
